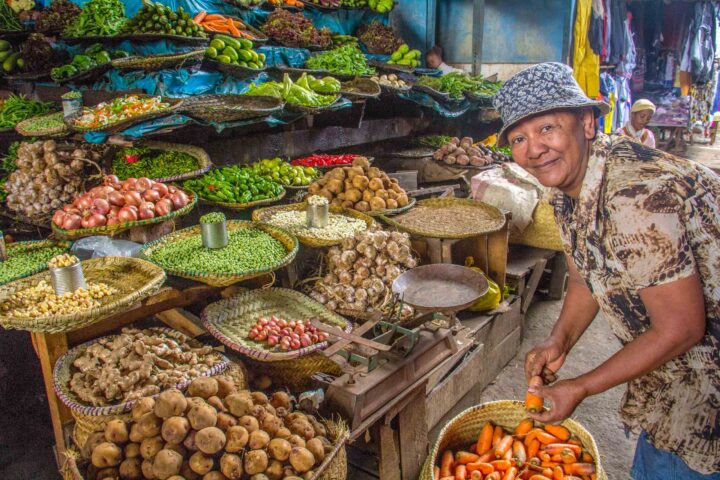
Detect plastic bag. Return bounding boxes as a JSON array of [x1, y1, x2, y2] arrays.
[[71, 236, 143, 259], [465, 256, 501, 312]]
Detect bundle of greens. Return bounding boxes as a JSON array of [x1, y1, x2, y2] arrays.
[[63, 0, 126, 37], [305, 45, 375, 76], [0, 0, 22, 31], [356, 20, 403, 55], [417, 72, 503, 100], [261, 9, 332, 49], [112, 146, 200, 180], [245, 73, 339, 107], [36, 0, 81, 33], [0, 94, 54, 129]]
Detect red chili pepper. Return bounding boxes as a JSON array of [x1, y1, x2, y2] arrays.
[[125, 154, 140, 164], [208, 184, 216, 191]]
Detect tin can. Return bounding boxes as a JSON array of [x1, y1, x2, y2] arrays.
[[201, 221, 229, 249], [307, 203, 329, 229], [62, 96, 83, 118], [50, 262, 87, 296]]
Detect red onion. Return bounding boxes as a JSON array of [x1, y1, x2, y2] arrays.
[[62, 215, 82, 230], [109, 205, 120, 216], [152, 183, 169, 197], [106, 217, 121, 226], [123, 191, 142, 207], [300, 334, 312, 347], [138, 205, 155, 220], [104, 175, 119, 185], [136, 177, 153, 191], [168, 185, 178, 194], [108, 191, 125, 207], [90, 186, 113, 199], [155, 198, 173, 217], [83, 213, 107, 228], [268, 335, 279, 347], [76, 195, 93, 210], [290, 338, 301, 350], [52, 210, 66, 227], [142, 189, 161, 203], [92, 198, 110, 216], [118, 207, 138, 222], [122, 178, 137, 191]]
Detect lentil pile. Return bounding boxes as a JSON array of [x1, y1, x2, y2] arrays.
[[392, 203, 503, 237], [0, 280, 117, 317], [147, 227, 288, 274], [267, 210, 367, 241], [0, 244, 67, 285]]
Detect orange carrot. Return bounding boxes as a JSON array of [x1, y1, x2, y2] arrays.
[[568, 438, 583, 447], [470, 471, 483, 480], [467, 462, 495, 474], [564, 463, 596, 476], [203, 13, 225, 21], [477, 422, 495, 455], [478, 451, 496, 463], [193, 10, 207, 23], [525, 376, 544, 413], [227, 18, 241, 37], [527, 439, 541, 460], [512, 440, 527, 465], [552, 466, 564, 480], [544, 444, 582, 456], [515, 419, 534, 437], [486, 473, 502, 480], [524, 428, 544, 447], [492, 426, 504, 447], [541, 468, 554, 477], [561, 450, 578, 465], [544, 425, 570, 442], [502, 466, 518, 480], [456, 451, 481, 465], [528, 476, 552, 480], [434, 466, 440, 480], [440, 451, 455, 477], [455, 465, 468, 480], [490, 460, 512, 471], [495, 435, 514, 459], [581, 451, 594, 463], [535, 431, 560, 445], [538, 452, 551, 463]]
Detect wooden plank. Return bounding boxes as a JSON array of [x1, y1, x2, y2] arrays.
[[398, 384, 428, 480], [156, 309, 205, 338], [506, 245, 555, 278], [546, 253, 568, 300], [486, 221, 509, 292], [521, 258, 548, 314], [32, 332, 72, 455], [378, 424, 401, 480]]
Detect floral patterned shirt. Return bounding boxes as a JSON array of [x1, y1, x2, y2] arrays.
[[553, 133, 720, 474]]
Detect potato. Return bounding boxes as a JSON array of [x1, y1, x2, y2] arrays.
[[183, 430, 198, 452], [137, 412, 163, 438], [154, 390, 188, 419], [250, 392, 269, 405], [124, 443, 141, 459], [302, 472, 315, 480], [105, 419, 129, 444], [275, 427, 291, 439], [129, 424, 144, 444], [248, 429, 270, 450], [326, 179, 342, 195], [345, 188, 362, 203], [119, 458, 143, 480], [186, 397, 207, 413], [354, 201, 370, 212], [367, 167, 382, 179], [268, 438, 292, 461], [341, 200, 354, 209], [181, 462, 201, 480], [368, 178, 383, 191], [224, 426, 249, 453], [375, 189, 389, 201], [307, 183, 321, 195], [306, 438, 325, 463], [352, 156, 370, 170], [83, 432, 107, 459], [188, 402, 218, 430], [219, 453, 243, 480], [196, 427, 226, 455], [131, 398, 155, 422], [317, 436, 333, 454], [140, 436, 165, 460], [164, 442, 187, 458], [166, 477, 185, 480], [265, 459, 284, 480], [224, 394, 254, 418], [203, 472, 227, 480], [287, 435, 306, 448], [261, 414, 282, 436], [289, 447, 316, 473], [207, 396, 226, 413], [189, 451, 214, 476], [239, 415, 259, 433], [396, 193, 409, 207], [369, 197, 386, 211], [92, 442, 123, 468], [352, 175, 370, 190], [153, 449, 183, 480], [244, 450, 268, 476], [249, 475, 270, 480], [213, 376, 237, 399], [141, 459, 155, 479], [96, 467, 119, 480], [188, 377, 219, 399], [216, 412, 238, 432], [330, 198, 342, 207], [307, 417, 327, 438], [386, 198, 398, 209], [162, 416, 190, 444]]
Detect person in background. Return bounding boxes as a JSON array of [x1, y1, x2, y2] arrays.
[[425, 45, 462, 74], [617, 99, 657, 148]]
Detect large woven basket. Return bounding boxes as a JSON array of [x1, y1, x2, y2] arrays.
[[380, 197, 505, 239], [179, 94, 283, 123], [110, 49, 205, 71], [65, 95, 183, 134], [197, 188, 286, 211], [112, 141, 212, 183], [420, 400, 607, 480], [140, 220, 299, 287], [15, 111, 69, 137], [52, 189, 197, 240], [252, 202, 374, 247], [0, 257, 166, 333], [509, 200, 564, 252], [0, 239, 71, 287], [365, 196, 417, 218], [340, 77, 382, 100]]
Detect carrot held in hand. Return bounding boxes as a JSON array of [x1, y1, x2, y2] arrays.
[[525, 376, 544, 413]]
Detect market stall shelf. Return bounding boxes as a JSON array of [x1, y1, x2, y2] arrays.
[[62, 33, 210, 45], [0, 256, 166, 333], [110, 49, 205, 71]]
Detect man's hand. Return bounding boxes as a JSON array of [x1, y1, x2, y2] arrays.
[[525, 336, 567, 384], [527, 379, 588, 424]]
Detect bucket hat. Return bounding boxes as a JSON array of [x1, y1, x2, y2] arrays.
[[493, 62, 610, 147]]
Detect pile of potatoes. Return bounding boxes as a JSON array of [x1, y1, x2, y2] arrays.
[[306, 156, 410, 212], [86, 376, 334, 480], [432, 137, 496, 167]]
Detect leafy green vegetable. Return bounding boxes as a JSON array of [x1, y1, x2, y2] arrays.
[[245, 74, 337, 108], [0, 94, 55, 129], [63, 0, 126, 37], [417, 72, 502, 100], [112, 146, 200, 180], [305, 45, 375, 76]]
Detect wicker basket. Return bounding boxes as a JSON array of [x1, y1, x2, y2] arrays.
[[178, 94, 283, 124], [140, 220, 299, 287], [509, 201, 564, 252], [0, 239, 72, 287], [413, 83, 453, 102], [110, 49, 205, 71], [252, 202, 374, 247], [380, 197, 505, 239], [112, 141, 212, 183], [367, 58, 416, 74], [197, 188, 286, 211], [0, 257, 166, 333], [420, 400, 607, 480], [54, 63, 112, 85], [52, 189, 197, 240], [15, 111, 69, 137], [65, 95, 183, 134], [340, 77, 382, 100], [365, 196, 417, 218]]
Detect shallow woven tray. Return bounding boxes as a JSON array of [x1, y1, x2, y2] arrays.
[[340, 77, 381, 100], [15, 111, 69, 137], [202, 57, 267, 79], [197, 187, 285, 211], [179, 94, 283, 123], [202, 287, 352, 361], [464, 90, 495, 107], [140, 220, 299, 287], [366, 196, 416, 218], [285, 94, 342, 114], [420, 400, 607, 480], [65, 95, 183, 134], [112, 141, 212, 183], [52, 189, 197, 240], [0, 239, 72, 286], [380, 197, 504, 238], [299, 0, 339, 11], [53, 63, 111, 85], [367, 58, 416, 74], [252, 202, 374, 247], [53, 327, 229, 416], [0, 256, 166, 333], [110, 49, 205, 71], [413, 83, 453, 102]]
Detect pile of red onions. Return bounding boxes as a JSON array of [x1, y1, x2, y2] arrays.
[[52, 175, 191, 230], [248, 316, 330, 352]]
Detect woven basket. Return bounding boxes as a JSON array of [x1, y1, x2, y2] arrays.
[[0, 257, 166, 333], [509, 201, 564, 252], [420, 400, 607, 480], [65, 95, 183, 134], [110, 49, 205, 71], [251, 202, 374, 247], [367, 58, 416, 74], [366, 196, 417, 218], [203, 57, 267, 80], [0, 239, 71, 287], [15, 111, 69, 137], [52, 189, 197, 240], [202, 287, 352, 361], [54, 63, 112, 85], [140, 220, 299, 287], [197, 188, 285, 211], [413, 83, 453, 102], [113, 33, 210, 45], [178, 94, 283, 123], [112, 141, 212, 183], [340, 77, 381, 100], [380, 197, 505, 239]]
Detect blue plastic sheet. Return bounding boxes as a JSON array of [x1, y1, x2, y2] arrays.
[[397, 90, 471, 118]]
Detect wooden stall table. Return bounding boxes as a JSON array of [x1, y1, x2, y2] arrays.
[[651, 122, 691, 153]]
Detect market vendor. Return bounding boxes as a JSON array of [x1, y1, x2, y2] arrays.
[[493, 62, 719, 479], [617, 99, 657, 148]]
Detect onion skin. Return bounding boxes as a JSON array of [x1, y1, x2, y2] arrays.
[[167, 185, 178, 194], [92, 198, 110, 216], [122, 178, 137, 191], [154, 198, 173, 217], [106, 216, 121, 226], [83, 213, 107, 228], [118, 207, 138, 222], [108, 191, 125, 207], [52, 210, 66, 227], [123, 191, 142, 207], [142, 189, 161, 203], [62, 215, 82, 230], [170, 191, 190, 209], [139, 208, 155, 220], [75, 195, 93, 210], [104, 175, 119, 185], [136, 177, 153, 191], [152, 183, 169, 197]]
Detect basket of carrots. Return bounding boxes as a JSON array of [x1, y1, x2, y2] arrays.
[[422, 400, 607, 480], [193, 11, 269, 43]]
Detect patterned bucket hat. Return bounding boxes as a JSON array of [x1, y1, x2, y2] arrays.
[[493, 62, 610, 147]]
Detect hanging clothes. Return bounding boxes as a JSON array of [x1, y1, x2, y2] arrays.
[[603, 0, 612, 61], [589, 0, 605, 56], [680, 1, 717, 84], [573, 0, 601, 97], [617, 10, 636, 78], [609, 0, 627, 65]]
